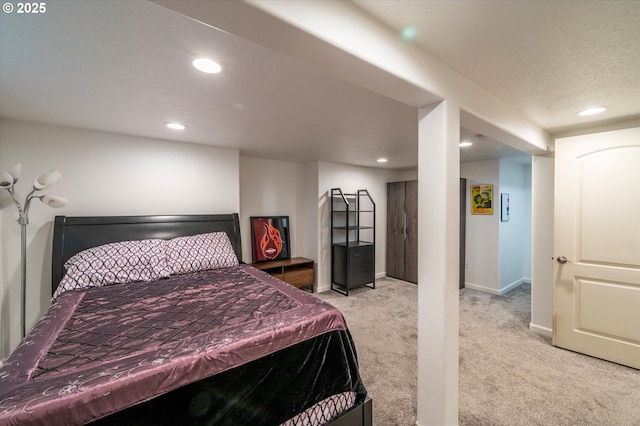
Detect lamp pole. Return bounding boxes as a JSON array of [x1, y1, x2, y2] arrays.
[[6, 185, 30, 339], [19, 216, 28, 338], [1, 164, 67, 339]]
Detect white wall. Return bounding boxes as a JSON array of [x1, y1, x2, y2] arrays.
[[304, 162, 320, 269], [531, 155, 554, 336], [461, 160, 500, 292], [239, 156, 306, 263], [399, 169, 418, 181], [499, 159, 531, 292], [461, 158, 532, 294], [523, 164, 532, 280], [417, 102, 460, 425], [0, 119, 240, 357]]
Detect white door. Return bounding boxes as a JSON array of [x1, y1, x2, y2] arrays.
[[553, 127, 640, 369]]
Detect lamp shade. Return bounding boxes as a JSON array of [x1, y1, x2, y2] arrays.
[[9, 163, 22, 184], [33, 169, 62, 190], [0, 171, 14, 189], [40, 195, 67, 208]]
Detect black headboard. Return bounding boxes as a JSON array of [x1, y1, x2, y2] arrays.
[[51, 214, 242, 296]]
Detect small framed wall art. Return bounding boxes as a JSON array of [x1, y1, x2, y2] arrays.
[[250, 216, 291, 262], [471, 184, 493, 215], [501, 193, 510, 222]]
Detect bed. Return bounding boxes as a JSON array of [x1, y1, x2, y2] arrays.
[[0, 214, 371, 426]]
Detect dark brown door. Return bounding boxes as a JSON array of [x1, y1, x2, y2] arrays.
[[386, 181, 405, 280], [404, 180, 418, 283], [386, 180, 418, 283]]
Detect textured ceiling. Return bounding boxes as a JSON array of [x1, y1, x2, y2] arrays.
[[1, 1, 638, 168], [353, 0, 640, 134]]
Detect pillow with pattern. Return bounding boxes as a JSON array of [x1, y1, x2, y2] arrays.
[[52, 239, 171, 300], [165, 232, 239, 275]]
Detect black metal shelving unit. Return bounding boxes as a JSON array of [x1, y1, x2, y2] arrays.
[[330, 188, 376, 295]]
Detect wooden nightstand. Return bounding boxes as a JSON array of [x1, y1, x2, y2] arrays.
[[251, 257, 315, 292]]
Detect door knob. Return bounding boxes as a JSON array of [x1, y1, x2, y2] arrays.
[[557, 256, 569, 264]]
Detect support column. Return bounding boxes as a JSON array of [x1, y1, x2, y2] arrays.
[[417, 101, 460, 426]]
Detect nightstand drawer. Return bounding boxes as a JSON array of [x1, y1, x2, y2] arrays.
[[285, 267, 314, 287], [251, 257, 315, 292]]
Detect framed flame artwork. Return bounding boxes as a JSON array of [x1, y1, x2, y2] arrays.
[[250, 216, 291, 262]]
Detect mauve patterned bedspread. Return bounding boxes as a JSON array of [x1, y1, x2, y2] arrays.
[[0, 265, 347, 426]]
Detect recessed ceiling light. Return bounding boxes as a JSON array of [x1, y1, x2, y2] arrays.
[[166, 122, 186, 130], [193, 57, 223, 74], [577, 106, 607, 116], [459, 142, 473, 148], [377, 158, 388, 163]]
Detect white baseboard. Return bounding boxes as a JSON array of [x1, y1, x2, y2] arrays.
[[529, 322, 552, 337], [316, 283, 330, 293], [464, 282, 501, 294], [500, 278, 528, 294], [465, 278, 529, 295]]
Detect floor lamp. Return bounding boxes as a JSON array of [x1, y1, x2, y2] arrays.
[[1, 164, 67, 339]]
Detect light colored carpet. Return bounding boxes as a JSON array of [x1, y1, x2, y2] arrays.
[[316, 277, 640, 426], [318, 278, 418, 426]]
